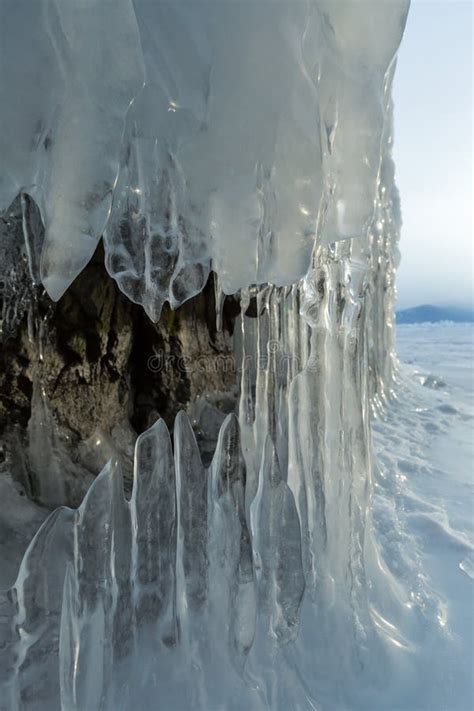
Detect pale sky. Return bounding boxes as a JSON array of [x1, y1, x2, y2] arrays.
[[392, 0, 473, 309]]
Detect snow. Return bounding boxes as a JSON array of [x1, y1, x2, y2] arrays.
[[370, 323, 474, 709]]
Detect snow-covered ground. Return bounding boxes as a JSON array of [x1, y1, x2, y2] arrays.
[[371, 322, 474, 710]]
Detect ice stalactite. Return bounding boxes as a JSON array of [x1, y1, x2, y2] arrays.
[[0, 0, 409, 317], [0, 0, 145, 301]]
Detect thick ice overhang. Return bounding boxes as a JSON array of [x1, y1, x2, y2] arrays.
[[0, 0, 409, 319]]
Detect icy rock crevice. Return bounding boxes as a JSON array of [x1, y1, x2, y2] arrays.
[[0, 226, 240, 507]]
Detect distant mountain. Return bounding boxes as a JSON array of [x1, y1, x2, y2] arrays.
[[396, 304, 474, 324]]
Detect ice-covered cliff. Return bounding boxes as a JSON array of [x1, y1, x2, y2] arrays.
[[0, 2, 417, 709]]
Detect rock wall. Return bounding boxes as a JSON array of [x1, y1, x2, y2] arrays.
[[0, 198, 239, 505]]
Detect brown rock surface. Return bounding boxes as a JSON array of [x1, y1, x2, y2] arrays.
[[0, 198, 240, 505]]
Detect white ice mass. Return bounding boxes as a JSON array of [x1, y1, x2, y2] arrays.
[[1, 1, 472, 710], [0, 0, 408, 315]]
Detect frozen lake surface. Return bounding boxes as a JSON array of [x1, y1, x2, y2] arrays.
[[371, 322, 474, 709]]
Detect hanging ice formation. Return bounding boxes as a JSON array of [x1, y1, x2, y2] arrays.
[[0, 1, 413, 710]]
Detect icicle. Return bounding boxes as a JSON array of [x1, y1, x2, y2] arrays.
[[20, 194, 43, 286], [174, 412, 208, 622], [130, 419, 176, 647], [213, 272, 226, 333], [27, 379, 66, 506], [0, 507, 74, 710], [208, 414, 256, 665], [58, 458, 134, 710], [250, 437, 304, 644]]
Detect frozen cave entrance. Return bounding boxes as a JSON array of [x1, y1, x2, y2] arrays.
[[1, 2, 465, 710]]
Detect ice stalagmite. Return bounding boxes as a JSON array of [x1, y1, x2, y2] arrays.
[[0, 508, 74, 711], [0, 1, 414, 709]]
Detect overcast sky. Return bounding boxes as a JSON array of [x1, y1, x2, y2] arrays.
[[392, 0, 472, 309]]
